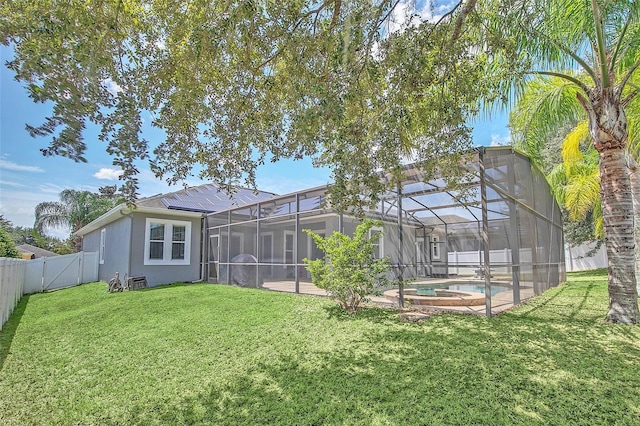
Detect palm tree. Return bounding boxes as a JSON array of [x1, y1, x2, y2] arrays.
[[35, 189, 121, 250], [511, 71, 640, 292], [496, 0, 640, 323]]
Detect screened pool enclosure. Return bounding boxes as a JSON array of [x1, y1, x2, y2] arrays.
[[204, 147, 565, 316]]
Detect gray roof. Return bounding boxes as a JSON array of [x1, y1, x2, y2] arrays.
[[137, 184, 278, 213], [17, 244, 60, 258]]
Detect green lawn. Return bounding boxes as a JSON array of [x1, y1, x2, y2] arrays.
[[1, 269, 639, 425]]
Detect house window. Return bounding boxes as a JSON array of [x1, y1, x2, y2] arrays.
[[144, 218, 191, 265], [284, 230, 294, 265], [369, 227, 384, 259], [307, 230, 326, 260], [432, 236, 441, 260], [99, 229, 106, 264]]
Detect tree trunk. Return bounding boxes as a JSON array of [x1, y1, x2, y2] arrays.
[[599, 149, 639, 323], [629, 158, 640, 295], [579, 87, 639, 324]]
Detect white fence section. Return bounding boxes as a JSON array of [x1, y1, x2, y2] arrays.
[[565, 242, 607, 272], [23, 252, 99, 294], [447, 244, 605, 275], [0, 252, 99, 331], [0, 258, 27, 331], [447, 249, 532, 276]]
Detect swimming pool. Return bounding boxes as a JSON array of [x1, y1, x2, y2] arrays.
[[413, 281, 511, 297]]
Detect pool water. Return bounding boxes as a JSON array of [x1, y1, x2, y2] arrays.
[[414, 282, 510, 297]]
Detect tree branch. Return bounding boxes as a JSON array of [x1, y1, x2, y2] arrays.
[[609, 3, 633, 77], [619, 59, 640, 92], [591, 0, 610, 88], [531, 70, 591, 94], [622, 91, 637, 108], [519, 21, 598, 85], [254, 2, 330, 72], [451, 0, 477, 41]]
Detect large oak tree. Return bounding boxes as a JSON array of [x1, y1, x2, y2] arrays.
[[0, 1, 506, 211]]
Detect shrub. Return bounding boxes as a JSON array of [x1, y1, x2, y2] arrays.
[[0, 227, 21, 258], [303, 220, 391, 312]]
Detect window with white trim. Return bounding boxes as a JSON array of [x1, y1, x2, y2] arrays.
[[284, 230, 294, 265], [99, 228, 106, 264], [144, 218, 191, 265], [431, 236, 441, 260]]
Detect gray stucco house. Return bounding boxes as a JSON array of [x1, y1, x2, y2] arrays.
[[75, 185, 276, 286], [77, 147, 565, 318]]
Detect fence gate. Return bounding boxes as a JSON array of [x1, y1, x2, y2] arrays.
[[23, 252, 99, 293]]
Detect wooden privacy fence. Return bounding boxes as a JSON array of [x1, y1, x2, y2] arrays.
[[0, 252, 98, 331]]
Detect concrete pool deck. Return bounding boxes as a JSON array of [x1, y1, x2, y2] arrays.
[[261, 278, 536, 316]]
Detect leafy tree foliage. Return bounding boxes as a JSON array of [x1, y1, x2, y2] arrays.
[[0, 1, 509, 211], [35, 189, 123, 249], [0, 227, 21, 258], [0, 215, 74, 255], [13, 226, 74, 255], [304, 220, 391, 313]]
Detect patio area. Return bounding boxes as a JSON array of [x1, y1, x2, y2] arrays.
[[261, 277, 536, 316]]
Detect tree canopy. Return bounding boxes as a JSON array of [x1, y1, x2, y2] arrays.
[[1, 0, 512, 211], [34, 188, 123, 250]]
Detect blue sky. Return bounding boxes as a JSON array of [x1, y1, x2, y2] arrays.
[[0, 39, 510, 239]]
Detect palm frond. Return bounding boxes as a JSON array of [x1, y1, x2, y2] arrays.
[[34, 201, 70, 233], [564, 163, 600, 221], [561, 120, 590, 173], [546, 162, 568, 205], [510, 74, 585, 167]]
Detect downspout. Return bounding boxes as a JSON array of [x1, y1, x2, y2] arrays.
[[197, 215, 206, 282], [127, 210, 133, 282]]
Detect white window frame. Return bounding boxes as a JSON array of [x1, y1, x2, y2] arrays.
[[99, 228, 106, 265], [260, 231, 274, 262], [369, 226, 384, 259], [230, 232, 245, 259], [144, 218, 192, 265], [415, 237, 425, 264], [432, 236, 441, 260], [283, 230, 295, 267]]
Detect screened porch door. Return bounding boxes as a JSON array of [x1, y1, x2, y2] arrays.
[[208, 235, 219, 283]]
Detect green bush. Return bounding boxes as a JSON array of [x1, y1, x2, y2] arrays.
[[304, 220, 391, 312], [0, 228, 21, 258]]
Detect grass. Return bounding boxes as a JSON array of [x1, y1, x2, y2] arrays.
[[0, 269, 639, 425]]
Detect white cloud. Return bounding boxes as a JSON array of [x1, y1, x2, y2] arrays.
[[432, 0, 459, 18], [0, 159, 44, 173], [39, 183, 66, 194], [94, 168, 124, 180], [102, 78, 123, 96], [0, 188, 57, 231], [0, 180, 27, 188], [490, 133, 512, 147], [387, 1, 453, 34]]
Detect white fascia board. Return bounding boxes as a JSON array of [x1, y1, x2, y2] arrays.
[[74, 204, 204, 237]]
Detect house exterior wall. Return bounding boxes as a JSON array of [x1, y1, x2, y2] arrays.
[[82, 215, 132, 283], [129, 212, 202, 287]]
